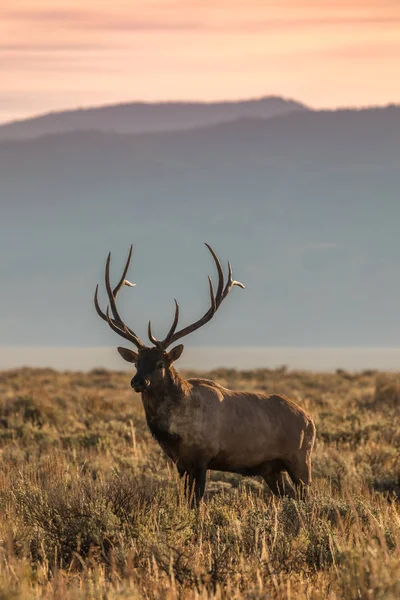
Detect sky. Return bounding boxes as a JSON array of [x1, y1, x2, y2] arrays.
[[1, 0, 400, 123]]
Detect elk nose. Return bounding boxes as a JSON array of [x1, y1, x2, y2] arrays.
[[131, 375, 149, 392]]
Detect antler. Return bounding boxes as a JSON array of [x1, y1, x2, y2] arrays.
[[148, 244, 245, 349], [94, 245, 145, 349]]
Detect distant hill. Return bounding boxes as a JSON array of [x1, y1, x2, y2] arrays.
[[1, 105, 400, 349], [0, 96, 308, 140]]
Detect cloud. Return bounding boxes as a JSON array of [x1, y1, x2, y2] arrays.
[[89, 18, 203, 32], [4, 9, 203, 32], [272, 0, 400, 8], [4, 3, 400, 35], [325, 41, 400, 59], [0, 43, 115, 52], [0, 93, 38, 109], [0, 52, 123, 74], [4, 9, 91, 22], [235, 15, 400, 33]]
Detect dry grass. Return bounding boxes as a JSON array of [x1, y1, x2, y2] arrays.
[[0, 366, 399, 599]]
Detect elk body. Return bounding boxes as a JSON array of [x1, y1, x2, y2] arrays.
[[95, 245, 316, 504]]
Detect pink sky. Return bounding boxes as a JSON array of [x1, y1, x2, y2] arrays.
[[1, 0, 399, 123]]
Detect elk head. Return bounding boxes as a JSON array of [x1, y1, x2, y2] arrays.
[[94, 244, 245, 393]]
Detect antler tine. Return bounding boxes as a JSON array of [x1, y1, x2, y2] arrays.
[[150, 277, 216, 349], [155, 246, 244, 349], [95, 282, 134, 331], [105, 306, 140, 345], [94, 284, 108, 322], [152, 299, 180, 348], [166, 299, 180, 340], [147, 245, 220, 350], [220, 260, 246, 304], [94, 246, 145, 349], [113, 244, 134, 295], [159, 273, 218, 348], [207, 275, 217, 315], [105, 252, 124, 324], [204, 243, 224, 306], [148, 320, 162, 348]]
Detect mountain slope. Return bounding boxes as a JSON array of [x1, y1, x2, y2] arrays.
[[1, 105, 400, 349], [0, 96, 308, 141]]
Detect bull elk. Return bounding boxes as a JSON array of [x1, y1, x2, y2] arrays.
[[94, 244, 316, 504]]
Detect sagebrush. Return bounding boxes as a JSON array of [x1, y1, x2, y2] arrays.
[[0, 367, 399, 599]]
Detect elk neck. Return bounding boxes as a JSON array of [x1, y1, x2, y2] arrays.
[[141, 365, 191, 418]]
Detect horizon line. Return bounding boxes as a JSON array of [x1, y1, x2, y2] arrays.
[[2, 346, 400, 374]]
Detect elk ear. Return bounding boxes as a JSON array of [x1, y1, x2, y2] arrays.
[[117, 347, 138, 363], [167, 344, 184, 363]]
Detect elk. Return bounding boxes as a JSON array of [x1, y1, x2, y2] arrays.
[[94, 244, 316, 504]]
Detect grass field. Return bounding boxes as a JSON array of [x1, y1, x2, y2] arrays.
[[0, 366, 399, 599]]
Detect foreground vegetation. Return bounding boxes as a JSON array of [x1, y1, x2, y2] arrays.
[[0, 366, 399, 599]]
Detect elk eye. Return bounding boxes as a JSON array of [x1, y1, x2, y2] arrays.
[[157, 361, 164, 369]]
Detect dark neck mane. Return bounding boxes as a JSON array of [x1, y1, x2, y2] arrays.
[[168, 366, 191, 396], [144, 366, 191, 402]]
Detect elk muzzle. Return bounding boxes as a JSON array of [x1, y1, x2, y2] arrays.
[[131, 374, 150, 392]]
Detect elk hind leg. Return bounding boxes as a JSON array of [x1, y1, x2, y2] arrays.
[[263, 471, 296, 499], [260, 461, 296, 499], [285, 459, 311, 500]]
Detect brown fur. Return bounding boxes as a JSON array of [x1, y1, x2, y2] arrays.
[[120, 346, 316, 504]]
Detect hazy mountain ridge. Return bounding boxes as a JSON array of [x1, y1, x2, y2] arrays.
[[0, 96, 308, 141], [2, 104, 397, 159], [1, 104, 400, 348]]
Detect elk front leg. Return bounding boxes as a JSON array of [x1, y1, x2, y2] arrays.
[[191, 466, 207, 505], [178, 465, 207, 507]]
